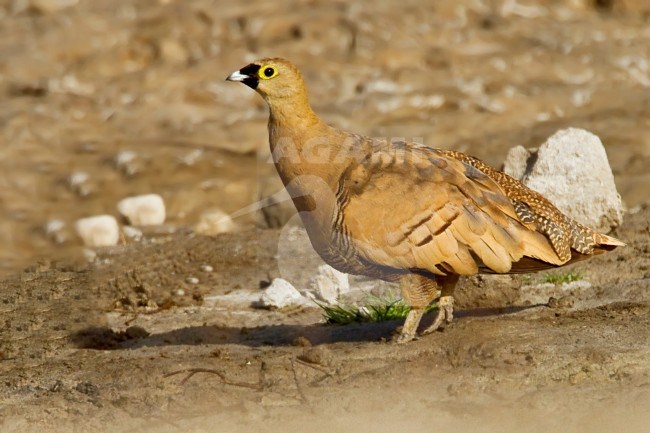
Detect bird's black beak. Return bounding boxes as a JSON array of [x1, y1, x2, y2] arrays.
[[225, 63, 260, 89]]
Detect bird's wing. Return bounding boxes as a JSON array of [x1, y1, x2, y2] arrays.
[[340, 144, 565, 276]]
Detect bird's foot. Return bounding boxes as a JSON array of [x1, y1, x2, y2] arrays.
[[392, 330, 418, 344], [392, 308, 425, 344], [422, 296, 454, 334]]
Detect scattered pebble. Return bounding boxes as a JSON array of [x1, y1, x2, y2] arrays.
[[44, 219, 68, 244], [174, 288, 186, 296], [200, 264, 214, 273], [178, 148, 204, 166], [571, 89, 592, 107], [185, 277, 199, 284], [117, 194, 166, 226], [259, 278, 306, 309], [114, 150, 143, 176], [75, 215, 120, 247], [67, 171, 93, 197], [48, 74, 94, 96]]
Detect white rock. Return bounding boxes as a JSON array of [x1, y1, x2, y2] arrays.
[[45, 219, 65, 235], [75, 215, 120, 247], [114, 150, 143, 176], [200, 264, 214, 273], [310, 264, 350, 304], [259, 278, 305, 309], [68, 171, 93, 196], [44, 219, 68, 244], [117, 194, 166, 226], [194, 209, 237, 235], [503, 128, 624, 233]]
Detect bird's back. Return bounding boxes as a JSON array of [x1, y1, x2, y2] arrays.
[[335, 138, 624, 278]]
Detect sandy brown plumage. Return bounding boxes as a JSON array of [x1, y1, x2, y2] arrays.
[[227, 57, 625, 342]]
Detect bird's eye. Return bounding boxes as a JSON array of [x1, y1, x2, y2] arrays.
[[259, 65, 278, 80]]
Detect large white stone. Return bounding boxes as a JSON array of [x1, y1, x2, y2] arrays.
[[310, 264, 350, 304], [503, 128, 624, 233], [117, 194, 166, 226], [75, 215, 120, 247], [259, 278, 306, 309]]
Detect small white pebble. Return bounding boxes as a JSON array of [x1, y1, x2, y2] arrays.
[[259, 278, 306, 309], [68, 171, 90, 187], [174, 288, 186, 296], [45, 219, 65, 235], [186, 277, 199, 284], [200, 264, 213, 273], [75, 215, 120, 247], [68, 171, 93, 196], [178, 149, 204, 166], [117, 194, 166, 226], [115, 150, 137, 166], [114, 150, 142, 176]]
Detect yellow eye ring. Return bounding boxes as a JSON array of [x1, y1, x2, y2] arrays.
[[259, 65, 278, 80]]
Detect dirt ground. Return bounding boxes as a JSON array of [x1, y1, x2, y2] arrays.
[[1, 0, 649, 432]]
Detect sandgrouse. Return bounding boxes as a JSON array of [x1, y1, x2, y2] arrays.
[[227, 58, 625, 343]]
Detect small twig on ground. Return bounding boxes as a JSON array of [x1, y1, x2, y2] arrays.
[[290, 358, 310, 406], [164, 368, 262, 389]]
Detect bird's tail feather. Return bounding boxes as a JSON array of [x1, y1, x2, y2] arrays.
[[594, 232, 626, 248]]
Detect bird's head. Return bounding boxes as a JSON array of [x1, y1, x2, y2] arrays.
[[226, 57, 308, 103]]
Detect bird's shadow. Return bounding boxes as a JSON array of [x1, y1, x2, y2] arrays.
[[70, 304, 543, 350]]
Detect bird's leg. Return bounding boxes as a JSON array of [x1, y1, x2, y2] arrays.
[[395, 308, 425, 344], [394, 273, 440, 343], [422, 275, 459, 335]]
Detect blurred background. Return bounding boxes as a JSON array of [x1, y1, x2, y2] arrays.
[[0, 0, 649, 276]]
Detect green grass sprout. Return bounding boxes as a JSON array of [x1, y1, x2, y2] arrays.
[[541, 271, 584, 285], [317, 292, 438, 325]]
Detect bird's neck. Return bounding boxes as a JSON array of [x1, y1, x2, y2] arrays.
[[265, 96, 363, 220], [265, 89, 317, 124], [267, 99, 353, 186]]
